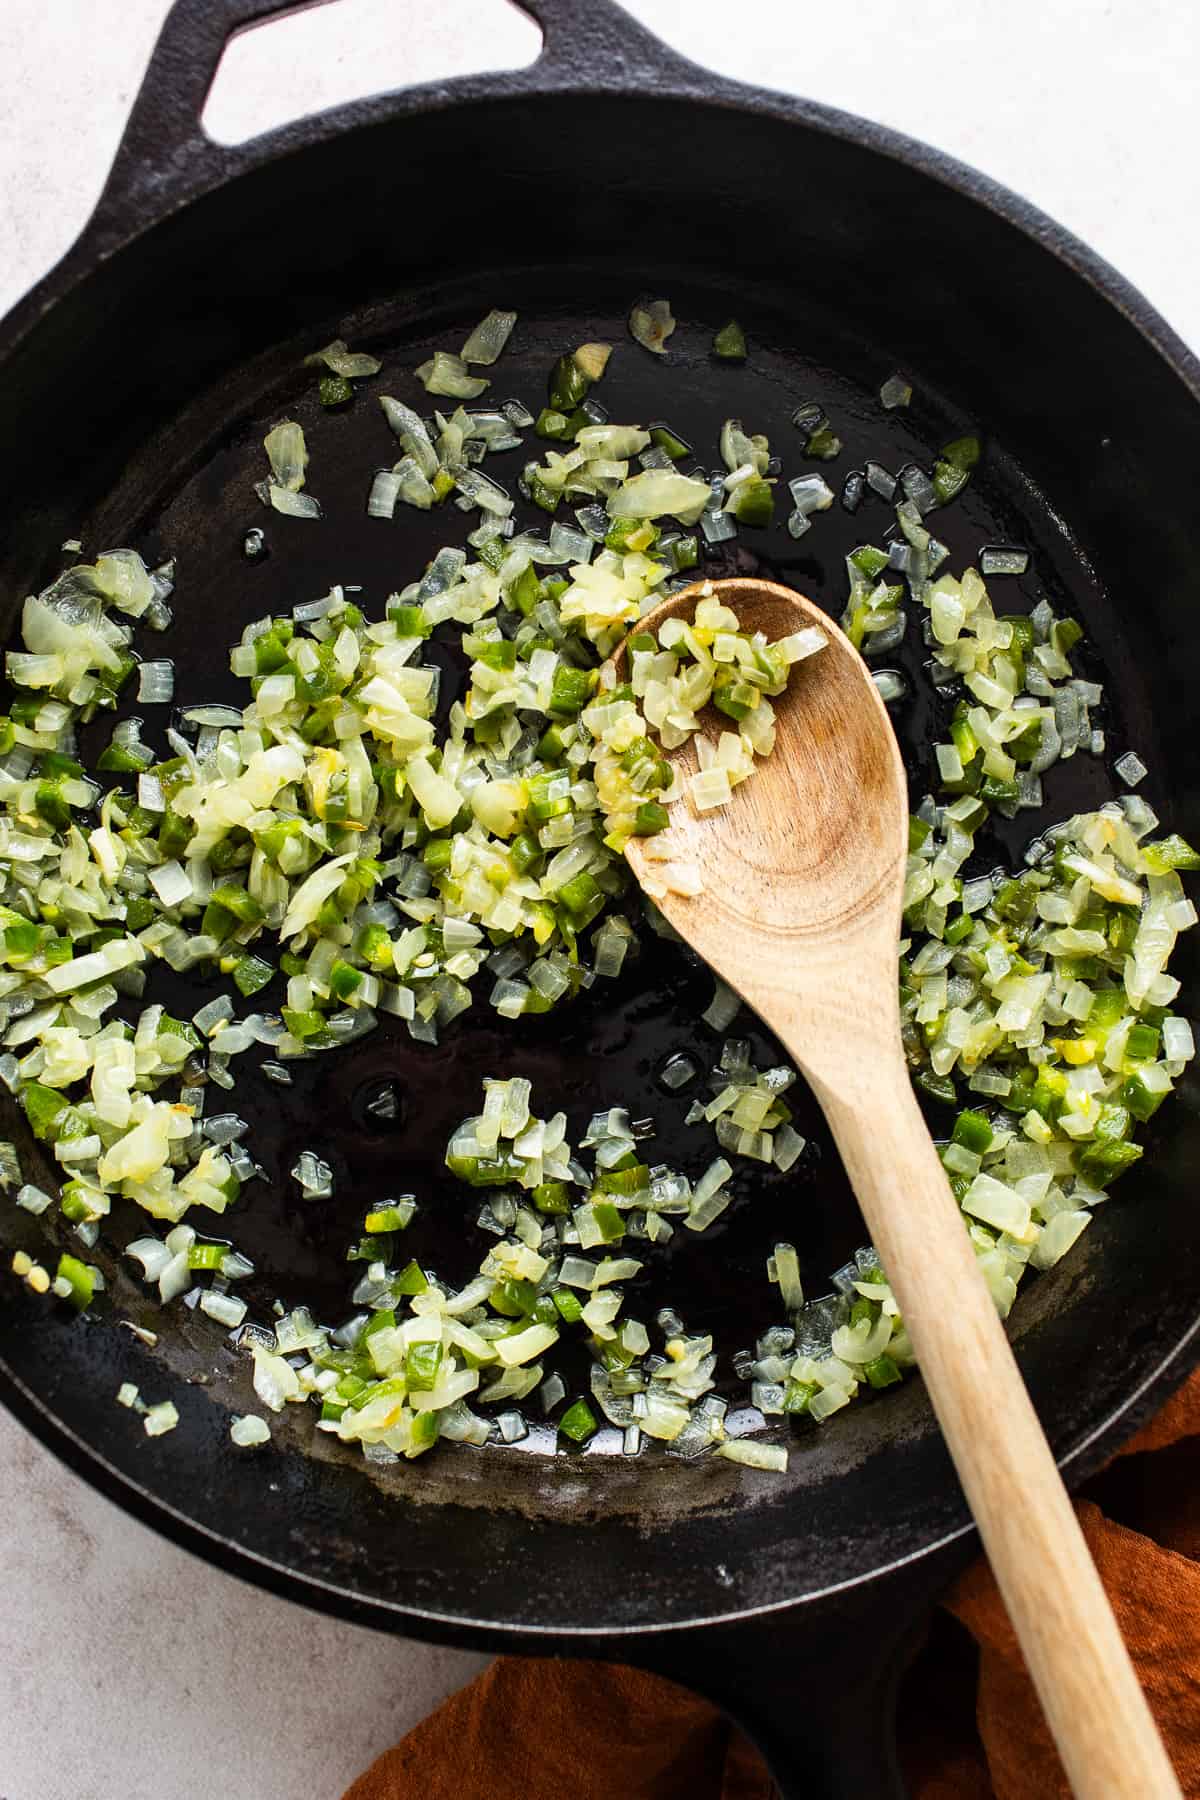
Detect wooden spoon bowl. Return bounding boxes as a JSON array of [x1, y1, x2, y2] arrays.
[[614, 578, 907, 1059]]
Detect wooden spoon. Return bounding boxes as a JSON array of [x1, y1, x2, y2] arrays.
[[611, 576, 1180, 1800]]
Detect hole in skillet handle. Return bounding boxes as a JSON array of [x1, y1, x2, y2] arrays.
[[200, 0, 542, 146], [83, 0, 695, 255], [85, 0, 540, 253]]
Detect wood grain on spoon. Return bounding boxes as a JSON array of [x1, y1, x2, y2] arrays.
[[611, 576, 1181, 1800]]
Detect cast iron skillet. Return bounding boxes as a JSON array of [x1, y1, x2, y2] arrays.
[[2, 2, 1200, 1791]]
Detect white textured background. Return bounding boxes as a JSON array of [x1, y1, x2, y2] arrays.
[[1, 4, 1197, 1797]]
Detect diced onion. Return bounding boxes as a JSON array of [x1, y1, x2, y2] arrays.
[[461, 310, 517, 366], [629, 297, 675, 354]]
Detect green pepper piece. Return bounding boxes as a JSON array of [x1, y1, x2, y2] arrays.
[[253, 624, 294, 676], [187, 1243, 229, 1271], [527, 472, 561, 515], [591, 1201, 624, 1242], [994, 617, 1033, 661], [1051, 617, 1083, 658], [364, 1203, 414, 1234], [475, 535, 506, 572], [212, 885, 264, 925], [980, 775, 1021, 805], [444, 1150, 526, 1187], [604, 517, 660, 553], [941, 435, 981, 471], [711, 669, 758, 721], [597, 1164, 649, 1196], [558, 1399, 598, 1443], [727, 478, 774, 527], [55, 1253, 94, 1309], [915, 1069, 957, 1106], [1142, 834, 1200, 874], [932, 461, 969, 505], [96, 740, 152, 774], [1124, 1023, 1160, 1063], [806, 426, 842, 460], [387, 603, 431, 638], [254, 817, 300, 866], [537, 723, 568, 762], [535, 407, 591, 443], [552, 1288, 584, 1325], [34, 781, 72, 831], [91, 650, 138, 707], [417, 839, 451, 878], [230, 954, 273, 997], [405, 1340, 444, 1392], [4, 920, 41, 962], [59, 1181, 99, 1224], [281, 1006, 328, 1040], [943, 913, 973, 946], [849, 544, 889, 579], [548, 665, 594, 718], [24, 1082, 67, 1142], [473, 638, 517, 672], [712, 320, 747, 360], [410, 1408, 441, 1452], [864, 1354, 903, 1390], [1077, 1137, 1144, 1185], [508, 563, 545, 617], [392, 1260, 429, 1296], [356, 924, 394, 970], [548, 354, 590, 413], [952, 1109, 993, 1154], [326, 960, 362, 1001], [1122, 1070, 1168, 1123], [319, 374, 354, 408], [649, 426, 692, 460], [158, 807, 195, 860], [492, 1278, 538, 1319], [1007, 717, 1044, 765], [509, 833, 542, 876], [633, 801, 670, 836], [558, 871, 602, 917]]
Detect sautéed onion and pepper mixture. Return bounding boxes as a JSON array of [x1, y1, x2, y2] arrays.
[[2, 306, 1195, 1473]]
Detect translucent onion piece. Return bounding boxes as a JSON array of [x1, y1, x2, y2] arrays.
[[415, 352, 489, 399], [263, 420, 307, 491], [305, 338, 381, 378], [460, 310, 518, 366], [628, 297, 676, 355], [879, 373, 912, 410]]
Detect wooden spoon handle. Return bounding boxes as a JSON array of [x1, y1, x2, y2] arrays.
[[808, 1048, 1181, 1800]]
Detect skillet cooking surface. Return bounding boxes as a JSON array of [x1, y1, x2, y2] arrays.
[[66, 286, 1135, 1413], [1, 55, 1198, 1644]]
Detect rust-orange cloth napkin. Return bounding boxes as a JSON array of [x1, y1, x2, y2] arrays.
[[344, 1372, 1200, 1800]]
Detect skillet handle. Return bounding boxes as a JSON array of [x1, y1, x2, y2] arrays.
[[627, 1558, 947, 1800], [87, 1, 315, 244], [85, 0, 694, 250]]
